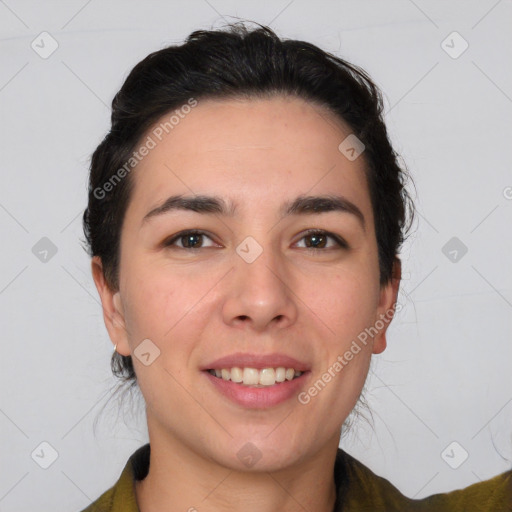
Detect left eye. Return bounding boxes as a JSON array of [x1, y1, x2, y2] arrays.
[[163, 229, 348, 250], [295, 230, 348, 250]]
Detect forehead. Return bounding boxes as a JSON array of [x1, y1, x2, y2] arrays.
[[127, 95, 372, 222]]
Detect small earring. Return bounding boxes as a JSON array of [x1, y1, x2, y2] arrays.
[[114, 343, 118, 353]]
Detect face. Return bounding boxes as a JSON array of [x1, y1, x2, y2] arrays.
[[93, 95, 399, 472]]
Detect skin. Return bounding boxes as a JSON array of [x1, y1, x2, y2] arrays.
[[92, 95, 401, 512]]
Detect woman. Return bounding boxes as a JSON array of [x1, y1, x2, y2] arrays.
[[82, 22, 511, 511]]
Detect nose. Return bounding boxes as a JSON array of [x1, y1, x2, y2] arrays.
[[221, 242, 298, 332]]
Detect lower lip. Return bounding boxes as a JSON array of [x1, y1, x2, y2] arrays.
[[203, 371, 309, 409]]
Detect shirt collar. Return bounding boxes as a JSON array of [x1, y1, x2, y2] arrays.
[[109, 443, 348, 512]]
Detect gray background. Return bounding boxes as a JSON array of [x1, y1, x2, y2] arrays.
[[1, 1, 511, 510]]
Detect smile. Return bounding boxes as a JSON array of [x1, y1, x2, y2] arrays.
[[207, 367, 303, 387]]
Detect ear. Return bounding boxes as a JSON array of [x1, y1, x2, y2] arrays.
[[372, 258, 401, 355], [91, 256, 131, 356]]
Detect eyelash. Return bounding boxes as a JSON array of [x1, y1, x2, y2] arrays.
[[163, 229, 349, 251]]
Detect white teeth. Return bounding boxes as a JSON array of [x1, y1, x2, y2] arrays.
[[208, 367, 304, 386], [230, 367, 243, 383], [259, 368, 276, 386], [275, 367, 286, 383], [243, 367, 260, 385]]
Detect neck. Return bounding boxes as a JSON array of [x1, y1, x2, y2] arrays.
[[135, 422, 340, 512]]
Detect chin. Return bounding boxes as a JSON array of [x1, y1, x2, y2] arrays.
[[212, 435, 307, 473]]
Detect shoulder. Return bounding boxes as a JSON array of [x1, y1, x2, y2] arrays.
[[418, 469, 512, 512], [335, 448, 512, 511], [80, 487, 115, 512], [335, 448, 418, 510]]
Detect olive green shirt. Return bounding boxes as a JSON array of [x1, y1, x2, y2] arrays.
[[80, 444, 512, 511]]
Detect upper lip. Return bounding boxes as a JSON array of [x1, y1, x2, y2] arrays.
[[201, 352, 311, 372]]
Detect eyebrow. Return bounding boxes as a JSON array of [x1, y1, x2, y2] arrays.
[[141, 194, 365, 230]]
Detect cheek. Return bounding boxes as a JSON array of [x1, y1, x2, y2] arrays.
[[314, 267, 380, 340], [121, 257, 219, 346], [324, 267, 380, 402], [120, 254, 177, 340]]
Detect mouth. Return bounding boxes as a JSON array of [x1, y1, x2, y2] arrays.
[[200, 352, 311, 408], [202, 367, 310, 409], [206, 367, 303, 387]]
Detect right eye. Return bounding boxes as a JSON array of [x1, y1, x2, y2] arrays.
[[163, 230, 218, 250]]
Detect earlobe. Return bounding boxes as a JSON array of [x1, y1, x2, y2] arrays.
[[372, 258, 402, 355], [90, 256, 130, 356]]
